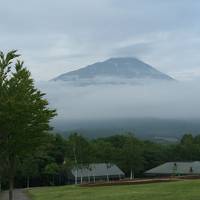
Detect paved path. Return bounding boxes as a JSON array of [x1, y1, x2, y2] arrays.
[[0, 189, 30, 200]]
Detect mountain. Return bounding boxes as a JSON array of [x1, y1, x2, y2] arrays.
[[53, 57, 174, 85]]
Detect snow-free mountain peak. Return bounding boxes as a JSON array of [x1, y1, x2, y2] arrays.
[[53, 57, 174, 85]]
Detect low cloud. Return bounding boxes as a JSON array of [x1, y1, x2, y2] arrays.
[[37, 80, 200, 122]]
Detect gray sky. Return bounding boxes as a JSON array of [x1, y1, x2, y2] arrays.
[[1, 0, 200, 81]]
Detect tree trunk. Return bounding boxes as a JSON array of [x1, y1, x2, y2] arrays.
[[8, 156, 15, 200], [9, 174, 14, 200], [59, 174, 62, 185], [81, 175, 83, 184], [106, 170, 109, 182], [88, 175, 90, 183], [27, 176, 30, 188], [107, 174, 109, 182], [130, 169, 133, 180], [52, 175, 55, 186], [93, 175, 95, 183], [75, 170, 78, 185], [0, 176, 2, 192]]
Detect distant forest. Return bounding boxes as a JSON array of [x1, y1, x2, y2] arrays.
[[1, 132, 200, 190], [54, 118, 200, 140]]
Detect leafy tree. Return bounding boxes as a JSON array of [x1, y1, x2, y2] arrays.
[[92, 139, 116, 182], [143, 141, 169, 170], [120, 134, 144, 179], [174, 134, 200, 161], [44, 163, 60, 186], [66, 133, 93, 183], [48, 134, 67, 165], [66, 133, 92, 166], [60, 158, 74, 184], [0, 50, 56, 200], [41, 134, 67, 185], [92, 139, 115, 164], [19, 155, 39, 188]]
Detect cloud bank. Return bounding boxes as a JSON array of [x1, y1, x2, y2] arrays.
[[37, 80, 200, 122]]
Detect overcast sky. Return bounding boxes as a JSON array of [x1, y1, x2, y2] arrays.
[[1, 0, 200, 81]]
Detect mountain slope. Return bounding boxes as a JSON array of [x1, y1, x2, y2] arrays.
[[53, 57, 174, 85]]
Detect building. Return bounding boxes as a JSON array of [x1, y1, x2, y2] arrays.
[[69, 163, 125, 184], [145, 161, 200, 176]]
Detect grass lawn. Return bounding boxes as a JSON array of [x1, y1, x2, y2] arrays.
[[28, 180, 200, 200]]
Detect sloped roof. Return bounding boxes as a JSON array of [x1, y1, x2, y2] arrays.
[[71, 163, 125, 178], [145, 161, 200, 175]]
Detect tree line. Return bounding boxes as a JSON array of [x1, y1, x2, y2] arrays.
[[1, 132, 200, 190]]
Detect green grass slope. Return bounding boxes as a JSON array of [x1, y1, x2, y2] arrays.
[[28, 180, 200, 200]]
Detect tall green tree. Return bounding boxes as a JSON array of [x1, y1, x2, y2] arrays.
[[120, 134, 144, 179], [44, 163, 60, 186], [0, 50, 56, 200], [67, 133, 92, 166], [66, 133, 93, 183]]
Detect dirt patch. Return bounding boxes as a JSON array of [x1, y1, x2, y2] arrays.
[[80, 178, 181, 187]]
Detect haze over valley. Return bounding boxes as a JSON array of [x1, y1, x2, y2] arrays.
[[37, 57, 200, 140]]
